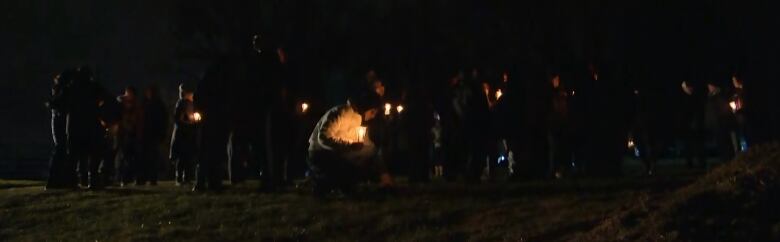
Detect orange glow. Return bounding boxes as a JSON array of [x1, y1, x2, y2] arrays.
[[627, 139, 635, 149], [396, 105, 404, 113], [729, 101, 737, 112], [495, 89, 503, 100]]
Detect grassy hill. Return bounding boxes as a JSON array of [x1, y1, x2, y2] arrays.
[[0, 175, 696, 241], [574, 144, 780, 242]]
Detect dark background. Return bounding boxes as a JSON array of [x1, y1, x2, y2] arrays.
[[2, 0, 779, 177]]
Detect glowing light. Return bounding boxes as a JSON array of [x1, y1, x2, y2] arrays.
[[192, 112, 202, 122], [301, 102, 309, 113], [384, 103, 392, 115], [495, 89, 503, 100], [729, 101, 737, 111], [627, 138, 635, 149], [396, 105, 404, 113], [356, 126, 367, 143]]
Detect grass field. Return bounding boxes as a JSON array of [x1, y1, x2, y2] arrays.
[[0, 173, 697, 242]]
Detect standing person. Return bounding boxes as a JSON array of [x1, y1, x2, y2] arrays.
[[139, 85, 168, 186], [193, 60, 230, 192], [228, 34, 283, 190], [438, 70, 468, 181], [547, 74, 573, 178], [729, 75, 747, 152], [307, 91, 391, 196], [402, 83, 435, 183], [170, 84, 199, 186], [704, 82, 736, 163], [464, 68, 491, 182], [265, 46, 300, 187], [66, 66, 108, 189], [45, 69, 77, 189], [97, 86, 122, 186], [680, 81, 707, 169], [117, 86, 142, 186]]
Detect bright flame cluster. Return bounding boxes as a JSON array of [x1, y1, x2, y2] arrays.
[[384, 103, 404, 115]]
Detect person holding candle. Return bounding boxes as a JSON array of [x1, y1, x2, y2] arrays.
[[170, 83, 198, 186], [307, 90, 393, 196]]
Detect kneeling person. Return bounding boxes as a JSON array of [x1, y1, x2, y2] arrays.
[[308, 92, 393, 195]]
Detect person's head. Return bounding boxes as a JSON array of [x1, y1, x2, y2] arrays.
[[732, 75, 743, 89], [76, 65, 94, 82], [124, 86, 137, 98], [482, 82, 491, 96], [681, 81, 694, 95], [144, 85, 159, 100], [349, 91, 381, 122], [54, 69, 76, 86], [366, 69, 378, 82], [450, 70, 464, 86], [277, 47, 287, 64], [588, 63, 599, 81], [252, 34, 275, 54], [502, 72, 509, 83], [372, 79, 385, 98], [551, 74, 561, 88], [707, 82, 719, 95], [178, 83, 194, 100]]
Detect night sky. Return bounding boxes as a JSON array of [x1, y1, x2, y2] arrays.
[[2, 0, 779, 170]]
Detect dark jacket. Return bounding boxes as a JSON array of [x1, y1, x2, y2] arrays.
[[170, 99, 197, 159]]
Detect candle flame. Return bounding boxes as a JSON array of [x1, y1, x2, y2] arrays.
[[495, 89, 503, 100], [396, 105, 404, 113], [384, 103, 392, 115], [192, 112, 202, 122], [729, 101, 737, 111], [356, 126, 367, 143], [301, 102, 309, 113]]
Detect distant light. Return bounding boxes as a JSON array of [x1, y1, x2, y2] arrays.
[[384, 103, 392, 115], [495, 89, 503, 100], [729, 101, 737, 111], [396, 105, 404, 114], [301, 102, 309, 113]]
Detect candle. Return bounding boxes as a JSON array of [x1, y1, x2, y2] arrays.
[[729, 101, 737, 112], [356, 126, 367, 143], [384, 103, 392, 116], [495, 89, 503, 100], [301, 102, 309, 113], [192, 112, 202, 122]]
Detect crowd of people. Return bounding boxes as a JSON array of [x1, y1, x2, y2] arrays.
[[44, 35, 749, 196]]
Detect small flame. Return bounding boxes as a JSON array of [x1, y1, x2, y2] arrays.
[[729, 101, 737, 111], [384, 103, 392, 115], [627, 139, 635, 149], [396, 105, 404, 113], [356, 126, 367, 143], [301, 102, 309, 113], [496, 89, 503, 100], [192, 112, 202, 122]]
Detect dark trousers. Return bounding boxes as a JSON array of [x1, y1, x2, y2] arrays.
[[118, 142, 139, 185], [175, 153, 195, 183], [137, 142, 160, 185], [548, 129, 572, 177], [197, 121, 229, 189], [47, 145, 76, 188], [308, 151, 362, 195]]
